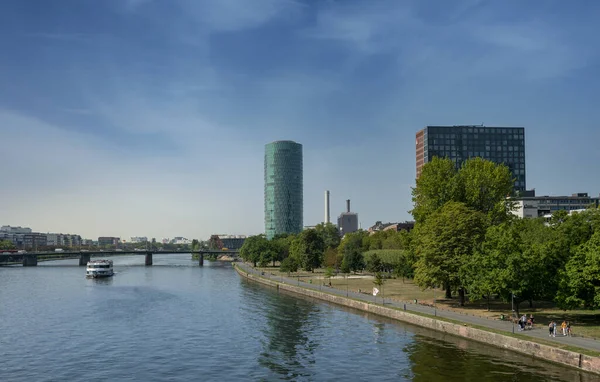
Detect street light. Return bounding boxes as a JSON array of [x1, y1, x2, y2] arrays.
[[434, 286, 436, 317], [512, 292, 515, 333]]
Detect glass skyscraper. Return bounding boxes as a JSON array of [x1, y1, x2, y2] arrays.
[[416, 125, 526, 192], [264, 141, 303, 239]]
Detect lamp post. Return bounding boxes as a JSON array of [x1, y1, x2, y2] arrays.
[[434, 287, 436, 317], [346, 274, 348, 297], [512, 292, 515, 333]]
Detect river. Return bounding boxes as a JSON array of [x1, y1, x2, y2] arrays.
[[0, 254, 592, 381]]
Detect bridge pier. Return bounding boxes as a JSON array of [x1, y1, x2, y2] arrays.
[[23, 254, 38, 266], [199, 253, 204, 267], [79, 253, 91, 266], [145, 253, 153, 266]]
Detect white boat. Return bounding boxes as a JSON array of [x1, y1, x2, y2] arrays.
[[86, 259, 114, 278]]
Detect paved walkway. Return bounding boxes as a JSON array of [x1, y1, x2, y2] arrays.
[[237, 262, 600, 354]]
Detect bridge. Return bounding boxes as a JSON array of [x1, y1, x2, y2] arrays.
[[0, 249, 240, 267]]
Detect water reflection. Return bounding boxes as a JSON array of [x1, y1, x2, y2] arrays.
[[258, 288, 319, 380]]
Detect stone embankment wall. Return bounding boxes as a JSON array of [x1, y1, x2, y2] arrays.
[[235, 265, 600, 375]]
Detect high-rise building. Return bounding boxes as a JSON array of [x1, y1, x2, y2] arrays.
[[416, 125, 526, 192], [264, 140, 303, 239]]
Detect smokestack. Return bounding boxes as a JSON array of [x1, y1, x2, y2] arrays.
[[346, 199, 351, 213], [325, 190, 330, 223]]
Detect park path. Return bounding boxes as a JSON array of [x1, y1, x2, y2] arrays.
[[237, 262, 600, 353]]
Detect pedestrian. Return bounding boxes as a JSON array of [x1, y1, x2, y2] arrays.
[[553, 321, 557, 337], [530, 314, 535, 329], [567, 322, 572, 337], [561, 320, 567, 336], [548, 322, 553, 337]]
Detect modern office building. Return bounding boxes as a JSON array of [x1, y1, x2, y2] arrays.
[[338, 199, 359, 236], [416, 125, 526, 192], [512, 191, 600, 218], [264, 140, 303, 239], [98, 237, 120, 247]]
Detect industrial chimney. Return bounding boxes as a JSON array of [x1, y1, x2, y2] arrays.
[[346, 199, 351, 213], [325, 190, 330, 223]]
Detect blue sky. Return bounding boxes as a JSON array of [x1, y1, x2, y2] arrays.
[[2, 0, 600, 240]]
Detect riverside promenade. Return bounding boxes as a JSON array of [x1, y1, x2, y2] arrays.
[[236, 262, 600, 355]]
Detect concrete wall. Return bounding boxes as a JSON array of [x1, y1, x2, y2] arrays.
[[235, 265, 600, 376]]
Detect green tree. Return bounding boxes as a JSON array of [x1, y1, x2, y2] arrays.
[[411, 157, 459, 223], [240, 234, 272, 267], [366, 252, 383, 273], [466, 218, 560, 313], [289, 229, 325, 272], [280, 256, 299, 275], [413, 202, 486, 305], [324, 266, 335, 285], [322, 247, 339, 269], [556, 231, 600, 309], [373, 271, 386, 303], [457, 157, 516, 225], [339, 231, 366, 273], [272, 234, 294, 266], [0, 240, 16, 250], [411, 157, 515, 225], [314, 222, 341, 250]]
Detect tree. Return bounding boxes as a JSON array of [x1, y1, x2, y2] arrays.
[[465, 217, 560, 313], [0, 240, 16, 250], [280, 256, 299, 275], [240, 235, 273, 267], [314, 222, 341, 249], [556, 231, 600, 309], [411, 157, 515, 225], [339, 231, 365, 273], [411, 157, 459, 223], [366, 252, 383, 273], [324, 266, 334, 285], [289, 229, 325, 272], [323, 247, 339, 269], [413, 202, 486, 305], [272, 233, 295, 266], [373, 271, 386, 303], [457, 157, 516, 225]]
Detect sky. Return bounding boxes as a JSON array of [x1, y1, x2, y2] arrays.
[[1, 0, 600, 240]]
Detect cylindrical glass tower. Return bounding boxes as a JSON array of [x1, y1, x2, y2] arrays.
[[264, 141, 303, 239]]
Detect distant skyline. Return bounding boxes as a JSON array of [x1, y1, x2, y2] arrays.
[[2, 0, 600, 239]]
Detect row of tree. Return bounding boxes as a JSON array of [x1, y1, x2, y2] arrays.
[[241, 157, 600, 311]]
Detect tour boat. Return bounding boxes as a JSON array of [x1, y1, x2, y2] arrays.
[[86, 259, 114, 278]]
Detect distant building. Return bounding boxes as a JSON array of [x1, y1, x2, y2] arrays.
[[512, 191, 600, 218], [130, 237, 148, 243], [416, 125, 526, 192], [264, 140, 303, 239], [23, 233, 47, 250], [1, 225, 32, 234], [368, 221, 415, 234], [45, 233, 81, 247], [337, 199, 358, 236], [98, 237, 120, 247], [171, 237, 191, 245], [216, 235, 247, 250]]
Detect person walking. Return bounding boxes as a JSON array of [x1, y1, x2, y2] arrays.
[[553, 321, 557, 337], [548, 322, 554, 337], [530, 314, 535, 329], [567, 322, 572, 337], [561, 320, 568, 336]]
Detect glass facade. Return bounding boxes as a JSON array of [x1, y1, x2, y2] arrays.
[[264, 141, 303, 239], [422, 126, 526, 192]]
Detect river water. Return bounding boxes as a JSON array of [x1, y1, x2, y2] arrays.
[[0, 254, 592, 381]]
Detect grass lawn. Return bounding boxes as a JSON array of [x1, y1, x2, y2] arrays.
[[255, 265, 600, 339]]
